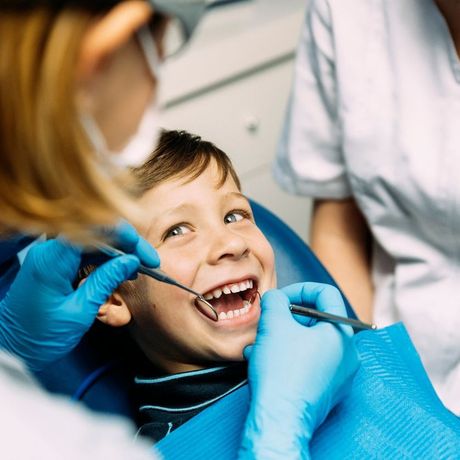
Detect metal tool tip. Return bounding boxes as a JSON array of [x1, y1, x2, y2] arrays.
[[195, 296, 219, 322]]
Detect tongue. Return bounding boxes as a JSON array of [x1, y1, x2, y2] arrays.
[[211, 293, 244, 314]]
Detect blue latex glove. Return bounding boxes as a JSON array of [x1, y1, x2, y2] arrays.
[[239, 283, 359, 460], [0, 221, 159, 372]]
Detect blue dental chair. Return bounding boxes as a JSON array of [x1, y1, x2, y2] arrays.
[[36, 200, 355, 417], [249, 200, 355, 318]]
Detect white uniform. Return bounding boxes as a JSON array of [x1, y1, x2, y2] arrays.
[[0, 352, 159, 459], [275, 0, 460, 413]]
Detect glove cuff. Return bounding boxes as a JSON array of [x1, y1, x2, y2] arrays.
[[238, 398, 313, 460]]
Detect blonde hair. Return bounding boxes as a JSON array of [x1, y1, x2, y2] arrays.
[[0, 6, 139, 241]]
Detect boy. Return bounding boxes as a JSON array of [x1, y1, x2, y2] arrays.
[[85, 129, 277, 440]]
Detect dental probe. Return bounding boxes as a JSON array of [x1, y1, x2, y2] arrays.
[[95, 243, 219, 321], [289, 304, 377, 331]]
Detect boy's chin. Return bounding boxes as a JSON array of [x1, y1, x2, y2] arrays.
[[210, 340, 253, 363]]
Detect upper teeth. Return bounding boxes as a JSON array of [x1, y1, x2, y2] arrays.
[[204, 279, 253, 300]]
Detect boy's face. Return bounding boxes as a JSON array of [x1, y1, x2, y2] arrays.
[[127, 161, 276, 373]]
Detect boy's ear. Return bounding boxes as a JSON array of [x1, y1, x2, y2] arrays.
[[96, 291, 132, 327], [78, 277, 132, 327]]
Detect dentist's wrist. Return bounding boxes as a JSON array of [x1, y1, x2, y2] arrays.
[[238, 398, 313, 460]]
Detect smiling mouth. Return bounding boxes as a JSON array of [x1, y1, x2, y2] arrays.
[[200, 279, 259, 321]]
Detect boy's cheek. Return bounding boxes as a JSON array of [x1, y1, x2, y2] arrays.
[[269, 270, 277, 290]]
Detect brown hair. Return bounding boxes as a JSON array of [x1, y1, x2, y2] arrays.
[[0, 6, 138, 240], [132, 129, 241, 196]]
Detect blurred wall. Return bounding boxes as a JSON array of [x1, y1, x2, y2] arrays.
[[161, 0, 312, 242]]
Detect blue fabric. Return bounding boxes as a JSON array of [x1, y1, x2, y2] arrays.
[[157, 324, 460, 459], [36, 324, 136, 417], [250, 200, 356, 319]]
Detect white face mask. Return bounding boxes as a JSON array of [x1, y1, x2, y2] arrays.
[[112, 102, 162, 167], [81, 26, 163, 168]]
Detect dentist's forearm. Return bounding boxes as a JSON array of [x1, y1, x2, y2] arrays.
[[310, 198, 374, 322]]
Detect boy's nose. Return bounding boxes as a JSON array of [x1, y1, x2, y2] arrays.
[[207, 226, 249, 264]]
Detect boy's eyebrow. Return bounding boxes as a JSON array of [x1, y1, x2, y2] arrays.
[[158, 192, 249, 220], [225, 191, 250, 203], [147, 203, 195, 232]]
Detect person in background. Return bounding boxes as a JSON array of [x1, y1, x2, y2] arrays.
[[275, 0, 460, 413], [0, 1, 358, 458]]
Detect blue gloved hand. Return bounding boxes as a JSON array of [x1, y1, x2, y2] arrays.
[[239, 282, 359, 460], [0, 221, 159, 372]]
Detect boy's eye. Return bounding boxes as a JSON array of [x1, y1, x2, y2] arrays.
[[224, 210, 250, 224], [164, 224, 191, 240]]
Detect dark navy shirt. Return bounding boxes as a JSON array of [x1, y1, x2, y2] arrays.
[[134, 360, 247, 442], [0, 235, 35, 300]]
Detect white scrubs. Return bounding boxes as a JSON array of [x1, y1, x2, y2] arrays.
[[275, 0, 460, 413], [0, 352, 158, 459]]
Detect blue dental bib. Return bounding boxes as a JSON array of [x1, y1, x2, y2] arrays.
[[157, 324, 460, 459]]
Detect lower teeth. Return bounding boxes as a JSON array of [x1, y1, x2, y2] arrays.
[[218, 300, 251, 321]]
